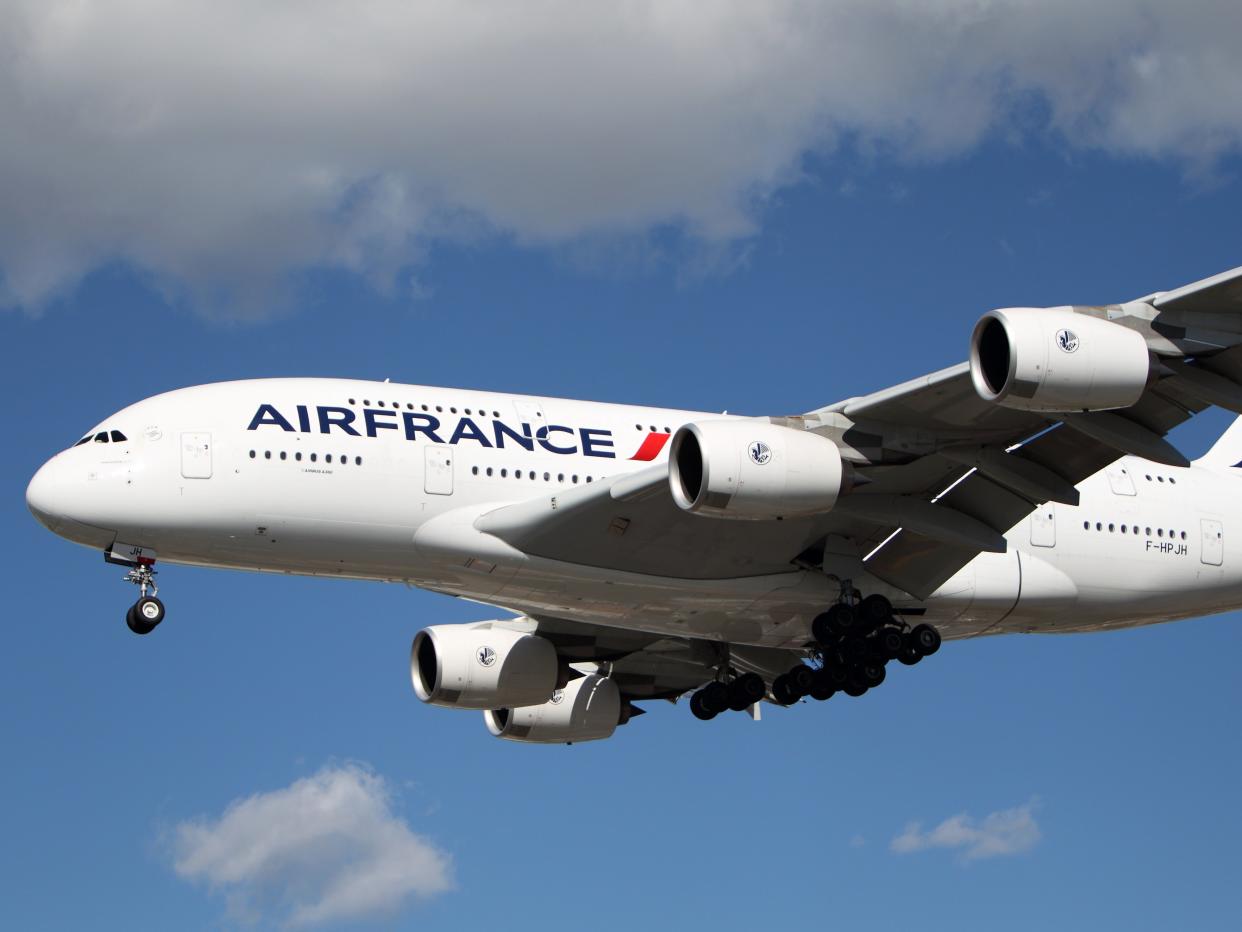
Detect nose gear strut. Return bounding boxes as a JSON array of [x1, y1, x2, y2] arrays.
[[122, 562, 165, 635]]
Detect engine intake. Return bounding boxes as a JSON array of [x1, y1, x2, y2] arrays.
[[411, 623, 558, 710], [484, 673, 622, 744], [669, 420, 845, 519], [969, 307, 1150, 413]]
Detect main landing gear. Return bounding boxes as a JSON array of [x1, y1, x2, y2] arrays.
[[688, 672, 766, 721], [793, 593, 940, 704], [686, 592, 943, 719], [123, 562, 166, 635]]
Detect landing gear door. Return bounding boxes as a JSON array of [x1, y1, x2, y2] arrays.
[[424, 446, 453, 495], [1030, 504, 1055, 548], [1201, 519, 1223, 566], [180, 432, 212, 479]]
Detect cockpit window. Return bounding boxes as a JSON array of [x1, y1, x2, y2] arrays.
[[73, 435, 92, 447], [110, 430, 127, 442], [94, 432, 109, 443]]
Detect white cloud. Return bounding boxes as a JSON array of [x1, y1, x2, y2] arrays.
[[890, 798, 1041, 862], [2, 1, 1241, 316], [169, 763, 452, 926]]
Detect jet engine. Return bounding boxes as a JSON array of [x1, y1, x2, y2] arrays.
[[411, 623, 558, 710], [668, 420, 846, 519], [483, 673, 624, 744], [969, 307, 1151, 413]]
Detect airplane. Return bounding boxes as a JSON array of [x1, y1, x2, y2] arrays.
[[25, 265, 1242, 744]]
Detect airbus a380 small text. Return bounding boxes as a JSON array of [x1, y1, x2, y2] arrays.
[[27, 266, 1242, 743]]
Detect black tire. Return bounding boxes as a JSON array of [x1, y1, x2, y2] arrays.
[[819, 662, 850, 691], [135, 596, 165, 627], [728, 672, 766, 711], [788, 664, 815, 695], [701, 681, 730, 715], [808, 668, 836, 701], [771, 675, 800, 706], [860, 662, 887, 688], [843, 680, 869, 698], [811, 612, 836, 646], [911, 624, 941, 656], [898, 643, 923, 666], [689, 691, 717, 721], [126, 602, 157, 635], [876, 627, 905, 658], [828, 603, 860, 636], [840, 635, 869, 663], [859, 594, 894, 627]]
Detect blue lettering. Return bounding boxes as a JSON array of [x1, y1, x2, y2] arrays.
[[296, 404, 311, 433], [449, 418, 493, 447], [537, 424, 577, 454], [580, 428, 615, 458], [403, 411, 444, 443], [364, 408, 399, 437], [248, 404, 295, 432], [493, 420, 534, 451], [318, 406, 361, 436]]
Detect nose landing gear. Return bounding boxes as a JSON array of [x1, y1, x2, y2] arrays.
[[123, 563, 165, 635]]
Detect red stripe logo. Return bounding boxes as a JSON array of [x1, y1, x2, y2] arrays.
[[630, 432, 671, 461]]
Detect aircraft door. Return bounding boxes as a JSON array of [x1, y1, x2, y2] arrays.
[[1030, 504, 1055, 548], [1201, 519, 1223, 566], [425, 446, 453, 495], [1105, 464, 1137, 495], [180, 432, 212, 479]]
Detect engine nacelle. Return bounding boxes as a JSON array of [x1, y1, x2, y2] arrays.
[[483, 674, 622, 744], [970, 307, 1150, 413], [411, 623, 558, 710], [669, 420, 845, 519]]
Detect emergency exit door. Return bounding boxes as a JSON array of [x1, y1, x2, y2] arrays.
[[1201, 519, 1223, 566], [180, 432, 212, 479], [425, 446, 453, 495], [1030, 504, 1056, 547]]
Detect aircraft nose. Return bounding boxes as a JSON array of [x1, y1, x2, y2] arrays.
[[26, 457, 66, 531]]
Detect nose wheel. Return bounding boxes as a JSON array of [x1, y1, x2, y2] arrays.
[[122, 562, 166, 635]]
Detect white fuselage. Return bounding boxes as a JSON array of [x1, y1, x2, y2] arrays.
[[26, 378, 1242, 647]]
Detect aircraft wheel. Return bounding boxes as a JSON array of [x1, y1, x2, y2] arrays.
[[787, 664, 815, 696], [859, 594, 894, 627], [876, 627, 905, 659], [811, 612, 836, 646], [728, 672, 766, 711], [126, 598, 163, 635], [808, 668, 836, 701], [860, 662, 886, 688], [911, 624, 941, 656], [690, 691, 717, 721], [840, 636, 869, 663], [843, 680, 869, 698], [897, 643, 923, 666], [700, 681, 730, 715], [771, 674, 800, 706]]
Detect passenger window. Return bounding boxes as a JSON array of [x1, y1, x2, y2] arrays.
[[110, 430, 128, 442]]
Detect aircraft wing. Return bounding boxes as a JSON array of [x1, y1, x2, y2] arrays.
[[526, 614, 804, 702], [477, 266, 1242, 600]]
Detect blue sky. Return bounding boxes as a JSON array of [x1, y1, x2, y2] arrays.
[[5, 4, 1242, 929]]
